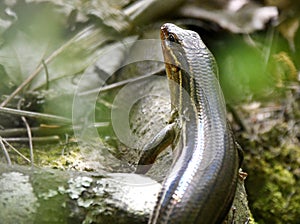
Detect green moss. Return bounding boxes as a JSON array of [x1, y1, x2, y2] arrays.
[[244, 143, 300, 223]]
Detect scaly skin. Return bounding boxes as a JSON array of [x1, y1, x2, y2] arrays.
[[137, 23, 240, 224]]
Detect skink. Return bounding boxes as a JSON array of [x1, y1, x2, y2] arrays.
[[136, 23, 240, 224]]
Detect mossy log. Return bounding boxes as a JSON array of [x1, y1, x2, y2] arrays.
[[0, 164, 250, 224], [0, 164, 160, 224]]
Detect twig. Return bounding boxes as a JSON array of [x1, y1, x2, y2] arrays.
[[61, 134, 69, 155], [0, 122, 109, 138], [0, 126, 68, 138], [4, 136, 60, 143], [42, 60, 50, 90], [22, 117, 34, 165], [18, 99, 34, 166], [79, 70, 164, 96], [0, 106, 71, 123], [1, 138, 32, 164], [0, 136, 12, 165]]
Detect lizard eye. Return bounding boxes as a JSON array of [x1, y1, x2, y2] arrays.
[[168, 33, 176, 42]]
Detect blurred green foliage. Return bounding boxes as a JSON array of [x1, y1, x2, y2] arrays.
[[209, 31, 298, 104]]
